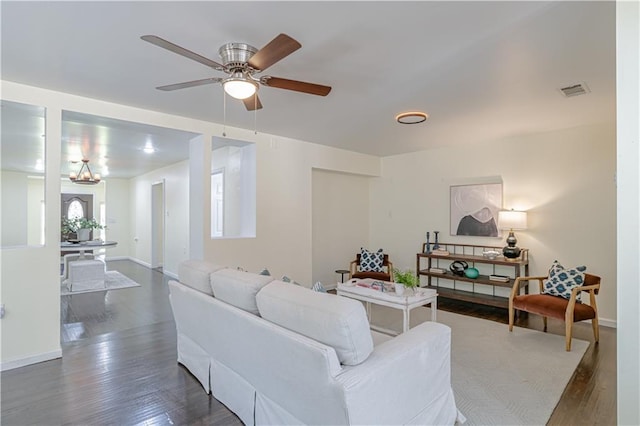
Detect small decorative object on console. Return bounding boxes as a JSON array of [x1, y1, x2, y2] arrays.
[[449, 260, 469, 276], [464, 267, 480, 279], [489, 274, 510, 282], [482, 250, 501, 260], [432, 231, 441, 251], [424, 232, 431, 253], [431, 248, 450, 256]]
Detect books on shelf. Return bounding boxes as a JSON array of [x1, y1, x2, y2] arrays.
[[431, 249, 450, 256], [429, 267, 447, 274], [489, 274, 510, 282]]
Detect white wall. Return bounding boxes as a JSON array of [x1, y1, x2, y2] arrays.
[[616, 0, 640, 423], [204, 133, 380, 284], [129, 160, 190, 277], [371, 123, 617, 324], [27, 177, 44, 245], [104, 178, 130, 259], [312, 169, 371, 289], [0, 81, 214, 369], [0, 99, 61, 370]]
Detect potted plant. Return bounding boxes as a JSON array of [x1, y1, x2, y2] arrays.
[[62, 217, 104, 241], [393, 268, 419, 296]]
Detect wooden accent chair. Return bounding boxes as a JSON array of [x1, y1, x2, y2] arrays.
[[508, 273, 601, 351], [349, 254, 394, 282]]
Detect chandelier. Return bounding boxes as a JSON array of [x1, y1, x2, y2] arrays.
[[69, 159, 101, 185]]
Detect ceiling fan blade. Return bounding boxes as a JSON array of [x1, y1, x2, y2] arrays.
[[248, 34, 301, 71], [156, 77, 222, 91], [141, 35, 224, 71], [262, 77, 331, 96], [242, 94, 263, 111]]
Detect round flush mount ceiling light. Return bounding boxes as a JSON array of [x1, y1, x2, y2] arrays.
[[396, 111, 429, 124]]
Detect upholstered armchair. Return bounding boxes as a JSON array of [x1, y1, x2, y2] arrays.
[[508, 273, 601, 351], [349, 253, 394, 282]]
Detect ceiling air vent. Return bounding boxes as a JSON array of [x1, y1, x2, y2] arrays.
[[558, 82, 591, 98]]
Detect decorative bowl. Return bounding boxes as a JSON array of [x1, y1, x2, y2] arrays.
[[482, 250, 501, 260], [464, 267, 480, 279]]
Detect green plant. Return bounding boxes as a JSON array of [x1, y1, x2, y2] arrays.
[[62, 217, 104, 235], [393, 268, 419, 289]]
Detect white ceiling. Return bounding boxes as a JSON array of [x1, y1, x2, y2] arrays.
[[1, 1, 616, 178]]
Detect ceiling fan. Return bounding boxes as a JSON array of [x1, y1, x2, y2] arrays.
[[141, 33, 332, 111]]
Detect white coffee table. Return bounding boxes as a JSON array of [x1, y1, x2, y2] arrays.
[[337, 279, 438, 335]]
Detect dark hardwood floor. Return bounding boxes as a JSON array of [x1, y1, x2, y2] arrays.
[[1, 261, 615, 425]]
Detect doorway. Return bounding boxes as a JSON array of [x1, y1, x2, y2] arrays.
[[151, 181, 165, 271]]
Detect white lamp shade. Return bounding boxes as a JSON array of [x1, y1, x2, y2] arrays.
[[498, 210, 528, 230], [223, 79, 257, 100]]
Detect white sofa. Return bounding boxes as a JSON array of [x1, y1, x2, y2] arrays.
[[169, 260, 463, 425]]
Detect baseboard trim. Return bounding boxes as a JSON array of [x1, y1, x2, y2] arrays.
[[1, 349, 62, 371], [598, 317, 617, 328], [106, 256, 178, 279], [126, 257, 152, 269], [106, 255, 129, 261]]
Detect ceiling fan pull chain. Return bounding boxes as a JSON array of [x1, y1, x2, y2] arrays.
[[254, 97, 258, 135], [222, 91, 227, 137]]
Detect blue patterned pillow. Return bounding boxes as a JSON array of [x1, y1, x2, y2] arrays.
[[311, 281, 327, 293], [359, 248, 384, 272], [543, 260, 586, 300]]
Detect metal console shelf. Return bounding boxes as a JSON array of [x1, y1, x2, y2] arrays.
[[416, 243, 529, 309]]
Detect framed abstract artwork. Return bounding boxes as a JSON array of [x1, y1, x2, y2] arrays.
[[450, 183, 503, 237]]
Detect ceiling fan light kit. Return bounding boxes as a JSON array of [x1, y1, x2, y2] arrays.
[[141, 33, 331, 110], [69, 159, 101, 185], [223, 73, 258, 100]]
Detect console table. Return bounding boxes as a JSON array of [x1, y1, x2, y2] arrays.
[[416, 243, 529, 309]]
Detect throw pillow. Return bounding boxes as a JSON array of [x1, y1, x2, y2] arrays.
[[359, 248, 384, 272], [282, 275, 301, 286], [312, 281, 327, 293], [259, 268, 271, 276], [543, 260, 586, 300]]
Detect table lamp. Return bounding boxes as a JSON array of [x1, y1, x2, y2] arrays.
[[498, 210, 528, 259]]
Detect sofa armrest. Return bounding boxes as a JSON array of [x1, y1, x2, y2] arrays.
[[336, 321, 456, 424]]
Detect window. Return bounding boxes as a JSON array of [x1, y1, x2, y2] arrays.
[[67, 200, 84, 220], [211, 137, 256, 239]]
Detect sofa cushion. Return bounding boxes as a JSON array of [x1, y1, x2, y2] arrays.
[[179, 260, 225, 296], [210, 269, 274, 315], [256, 281, 374, 365]]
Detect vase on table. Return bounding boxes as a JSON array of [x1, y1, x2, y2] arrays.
[[394, 283, 405, 296], [76, 228, 91, 241]]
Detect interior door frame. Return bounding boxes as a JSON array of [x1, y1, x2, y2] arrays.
[[151, 180, 165, 269]]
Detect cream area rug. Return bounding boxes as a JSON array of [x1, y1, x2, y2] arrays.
[[60, 270, 141, 296], [369, 305, 589, 425]]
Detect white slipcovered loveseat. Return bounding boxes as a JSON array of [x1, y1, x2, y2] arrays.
[[169, 260, 463, 425]]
